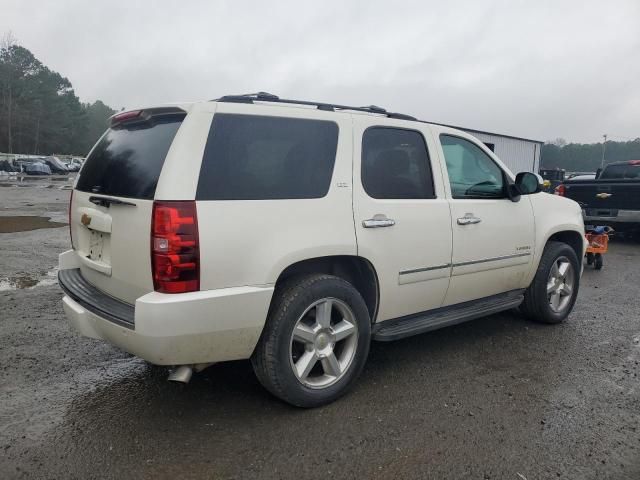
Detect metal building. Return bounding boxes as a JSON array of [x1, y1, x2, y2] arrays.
[[445, 124, 543, 174]]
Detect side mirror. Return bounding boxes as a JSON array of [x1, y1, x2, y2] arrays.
[[506, 183, 522, 202], [515, 172, 543, 195]]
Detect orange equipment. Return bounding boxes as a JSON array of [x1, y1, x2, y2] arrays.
[[585, 229, 610, 270]]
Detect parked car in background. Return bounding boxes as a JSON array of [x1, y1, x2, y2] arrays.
[[58, 93, 586, 407], [43, 156, 69, 174], [565, 171, 596, 180], [0, 159, 20, 173], [14, 157, 43, 172], [558, 160, 640, 232], [65, 158, 83, 172], [566, 174, 596, 181], [25, 162, 52, 175]]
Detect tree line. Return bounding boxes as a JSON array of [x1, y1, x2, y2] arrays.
[[2, 34, 639, 166], [0, 35, 115, 156], [541, 138, 640, 172]]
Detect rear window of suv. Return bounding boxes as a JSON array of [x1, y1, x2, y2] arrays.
[[76, 114, 184, 199], [196, 114, 339, 200]]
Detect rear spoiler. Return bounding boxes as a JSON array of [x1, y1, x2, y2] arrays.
[[110, 107, 186, 128]]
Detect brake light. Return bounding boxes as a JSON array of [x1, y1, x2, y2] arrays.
[[628, 160, 640, 166], [555, 184, 566, 196], [111, 110, 142, 126], [151, 201, 199, 293], [69, 190, 74, 248]]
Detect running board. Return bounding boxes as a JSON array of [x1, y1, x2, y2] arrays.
[[373, 289, 525, 342]]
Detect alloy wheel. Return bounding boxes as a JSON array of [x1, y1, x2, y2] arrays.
[[289, 298, 359, 389], [547, 256, 575, 313]]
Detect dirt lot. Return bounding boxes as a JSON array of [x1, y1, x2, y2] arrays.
[[1, 176, 639, 480]]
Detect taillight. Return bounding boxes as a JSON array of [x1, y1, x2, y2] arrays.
[[555, 184, 566, 196], [151, 201, 199, 293], [69, 190, 74, 248]]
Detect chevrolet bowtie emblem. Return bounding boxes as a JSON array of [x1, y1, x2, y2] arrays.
[[596, 193, 612, 199], [81, 213, 92, 226]]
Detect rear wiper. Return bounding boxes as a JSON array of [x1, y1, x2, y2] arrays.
[[89, 196, 137, 207]]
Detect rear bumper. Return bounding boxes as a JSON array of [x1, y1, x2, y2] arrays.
[[583, 209, 640, 224], [59, 269, 135, 329], [58, 253, 274, 365]]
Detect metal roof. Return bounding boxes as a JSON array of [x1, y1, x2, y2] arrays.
[[432, 123, 544, 145]]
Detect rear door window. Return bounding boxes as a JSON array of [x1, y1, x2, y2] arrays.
[[197, 114, 339, 200], [361, 127, 436, 199], [76, 114, 184, 199]]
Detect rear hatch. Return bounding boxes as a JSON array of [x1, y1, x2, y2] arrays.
[[71, 107, 186, 304]]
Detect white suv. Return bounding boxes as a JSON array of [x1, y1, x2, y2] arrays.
[[59, 92, 586, 407]]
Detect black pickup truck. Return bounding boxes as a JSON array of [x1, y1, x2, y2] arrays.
[[557, 160, 640, 232]]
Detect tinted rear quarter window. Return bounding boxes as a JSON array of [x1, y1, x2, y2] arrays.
[[197, 114, 339, 200], [361, 127, 435, 199], [76, 115, 184, 199]]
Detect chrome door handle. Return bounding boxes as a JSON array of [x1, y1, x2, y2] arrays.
[[457, 214, 481, 225], [363, 215, 396, 228]]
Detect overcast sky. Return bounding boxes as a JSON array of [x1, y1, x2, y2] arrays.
[[2, 0, 639, 143]]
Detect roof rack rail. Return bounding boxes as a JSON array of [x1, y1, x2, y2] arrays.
[[213, 92, 417, 120]]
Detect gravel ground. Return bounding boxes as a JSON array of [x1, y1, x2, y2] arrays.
[[1, 177, 639, 480]]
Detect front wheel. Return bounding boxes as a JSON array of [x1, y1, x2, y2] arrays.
[[252, 274, 371, 408], [520, 241, 580, 324]]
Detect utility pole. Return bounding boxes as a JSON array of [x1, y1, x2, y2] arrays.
[[601, 134, 607, 168]]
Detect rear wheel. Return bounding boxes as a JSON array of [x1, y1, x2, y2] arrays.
[[594, 253, 603, 270], [252, 274, 371, 407], [586, 252, 594, 265], [521, 241, 580, 324]]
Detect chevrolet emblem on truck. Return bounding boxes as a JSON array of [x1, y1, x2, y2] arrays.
[[596, 193, 612, 199], [81, 213, 92, 226]]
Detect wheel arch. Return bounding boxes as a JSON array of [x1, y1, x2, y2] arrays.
[[274, 255, 380, 323], [525, 226, 586, 286], [545, 229, 585, 262]]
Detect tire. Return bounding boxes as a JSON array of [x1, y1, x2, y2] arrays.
[[520, 241, 580, 324], [251, 274, 371, 408], [594, 253, 603, 270]]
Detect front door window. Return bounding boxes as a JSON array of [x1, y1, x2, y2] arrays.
[[440, 135, 505, 199]]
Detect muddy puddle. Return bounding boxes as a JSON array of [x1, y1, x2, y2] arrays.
[[0, 215, 67, 233], [0, 269, 58, 291]]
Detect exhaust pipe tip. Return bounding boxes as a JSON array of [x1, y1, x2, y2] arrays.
[[168, 365, 193, 384]]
